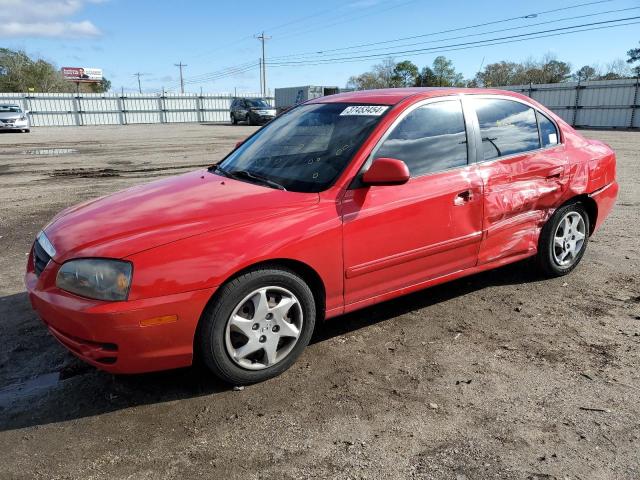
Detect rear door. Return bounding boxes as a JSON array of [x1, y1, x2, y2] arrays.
[[341, 98, 484, 306], [464, 96, 568, 264]]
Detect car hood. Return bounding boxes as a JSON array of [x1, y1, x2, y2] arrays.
[[44, 169, 319, 262]]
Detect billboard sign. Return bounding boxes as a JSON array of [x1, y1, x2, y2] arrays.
[[61, 67, 103, 82]]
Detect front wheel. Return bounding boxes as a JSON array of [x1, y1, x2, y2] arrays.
[[198, 267, 316, 385], [230, 114, 237, 125], [537, 203, 589, 277]]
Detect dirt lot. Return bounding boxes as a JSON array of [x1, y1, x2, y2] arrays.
[[0, 124, 638, 479]]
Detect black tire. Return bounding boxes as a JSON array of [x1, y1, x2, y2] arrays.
[[537, 202, 590, 277], [198, 267, 316, 385], [247, 114, 253, 126], [230, 114, 237, 125]]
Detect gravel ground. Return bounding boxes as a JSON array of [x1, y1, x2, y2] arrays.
[[0, 124, 638, 480]]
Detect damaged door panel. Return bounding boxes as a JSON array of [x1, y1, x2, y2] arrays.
[[466, 96, 568, 264]]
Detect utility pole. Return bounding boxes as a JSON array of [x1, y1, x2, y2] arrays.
[[174, 61, 187, 94], [254, 32, 271, 97], [133, 72, 145, 94], [258, 59, 263, 98]]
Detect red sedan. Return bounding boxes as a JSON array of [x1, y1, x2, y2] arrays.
[[26, 88, 618, 384]]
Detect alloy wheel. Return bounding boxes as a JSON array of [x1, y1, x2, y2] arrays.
[[224, 286, 303, 370], [552, 211, 586, 267]]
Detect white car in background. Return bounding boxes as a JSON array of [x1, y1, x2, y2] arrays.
[[0, 104, 31, 133]]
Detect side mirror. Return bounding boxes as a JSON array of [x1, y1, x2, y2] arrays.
[[24, 110, 30, 115], [361, 158, 410, 186]]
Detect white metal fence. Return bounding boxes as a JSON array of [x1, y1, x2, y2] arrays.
[[1, 78, 639, 128], [0, 92, 273, 127], [499, 78, 640, 129]]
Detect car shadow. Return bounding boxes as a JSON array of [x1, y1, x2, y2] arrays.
[[0, 258, 543, 432]]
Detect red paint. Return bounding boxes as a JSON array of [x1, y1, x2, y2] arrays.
[[361, 157, 410, 185], [26, 88, 618, 374]]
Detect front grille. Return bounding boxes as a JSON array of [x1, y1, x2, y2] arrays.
[[0, 119, 15, 124], [33, 240, 51, 276]]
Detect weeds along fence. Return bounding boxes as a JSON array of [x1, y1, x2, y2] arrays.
[[0, 92, 273, 127], [499, 77, 640, 129]]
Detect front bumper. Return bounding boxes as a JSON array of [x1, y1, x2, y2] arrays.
[[249, 113, 275, 124], [25, 256, 216, 374], [0, 120, 29, 130]]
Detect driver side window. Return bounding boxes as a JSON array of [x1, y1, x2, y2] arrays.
[[375, 100, 468, 177]]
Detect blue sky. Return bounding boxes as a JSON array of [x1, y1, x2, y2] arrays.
[[2, 0, 639, 93]]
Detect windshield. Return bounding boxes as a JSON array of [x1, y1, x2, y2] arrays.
[[246, 99, 271, 108], [216, 103, 387, 192], [0, 105, 21, 113]]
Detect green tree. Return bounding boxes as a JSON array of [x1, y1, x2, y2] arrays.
[[431, 56, 464, 86], [475, 55, 571, 86], [89, 77, 112, 93], [574, 65, 597, 81], [475, 61, 519, 87], [0, 48, 71, 92], [346, 58, 398, 89], [391, 60, 418, 87], [415, 66, 437, 86]]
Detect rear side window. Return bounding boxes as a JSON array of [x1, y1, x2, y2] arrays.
[[537, 111, 559, 147], [472, 98, 540, 160], [374, 100, 468, 177]]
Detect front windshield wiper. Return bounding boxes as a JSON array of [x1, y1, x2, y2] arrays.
[[230, 170, 286, 190], [213, 165, 285, 190]]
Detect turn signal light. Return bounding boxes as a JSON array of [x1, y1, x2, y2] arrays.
[[139, 315, 178, 327]]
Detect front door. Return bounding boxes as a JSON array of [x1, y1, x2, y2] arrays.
[[341, 98, 483, 306]]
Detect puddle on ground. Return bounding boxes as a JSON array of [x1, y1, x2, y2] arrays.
[[0, 372, 60, 408], [23, 148, 78, 156]]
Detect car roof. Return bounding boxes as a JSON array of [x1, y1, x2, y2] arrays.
[[310, 87, 532, 106]]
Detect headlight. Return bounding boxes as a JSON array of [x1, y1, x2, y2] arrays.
[[19, 115, 27, 121], [56, 259, 132, 301]]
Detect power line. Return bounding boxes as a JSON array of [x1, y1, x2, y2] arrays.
[[266, 15, 640, 66], [268, 5, 638, 62], [272, 0, 420, 42], [266, 18, 640, 68], [174, 61, 188, 93], [158, 0, 624, 91], [268, 0, 614, 61]]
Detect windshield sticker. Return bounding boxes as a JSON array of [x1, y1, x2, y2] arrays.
[[340, 105, 388, 116]]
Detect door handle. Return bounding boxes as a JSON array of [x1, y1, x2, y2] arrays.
[[454, 189, 473, 206]]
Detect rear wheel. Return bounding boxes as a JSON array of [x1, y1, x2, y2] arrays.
[[537, 202, 589, 277], [198, 267, 316, 385], [247, 114, 253, 126], [230, 114, 237, 125]]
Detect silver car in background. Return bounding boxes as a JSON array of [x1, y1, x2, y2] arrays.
[[0, 104, 31, 133]]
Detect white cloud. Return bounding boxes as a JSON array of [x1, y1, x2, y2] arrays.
[[0, 0, 105, 38]]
